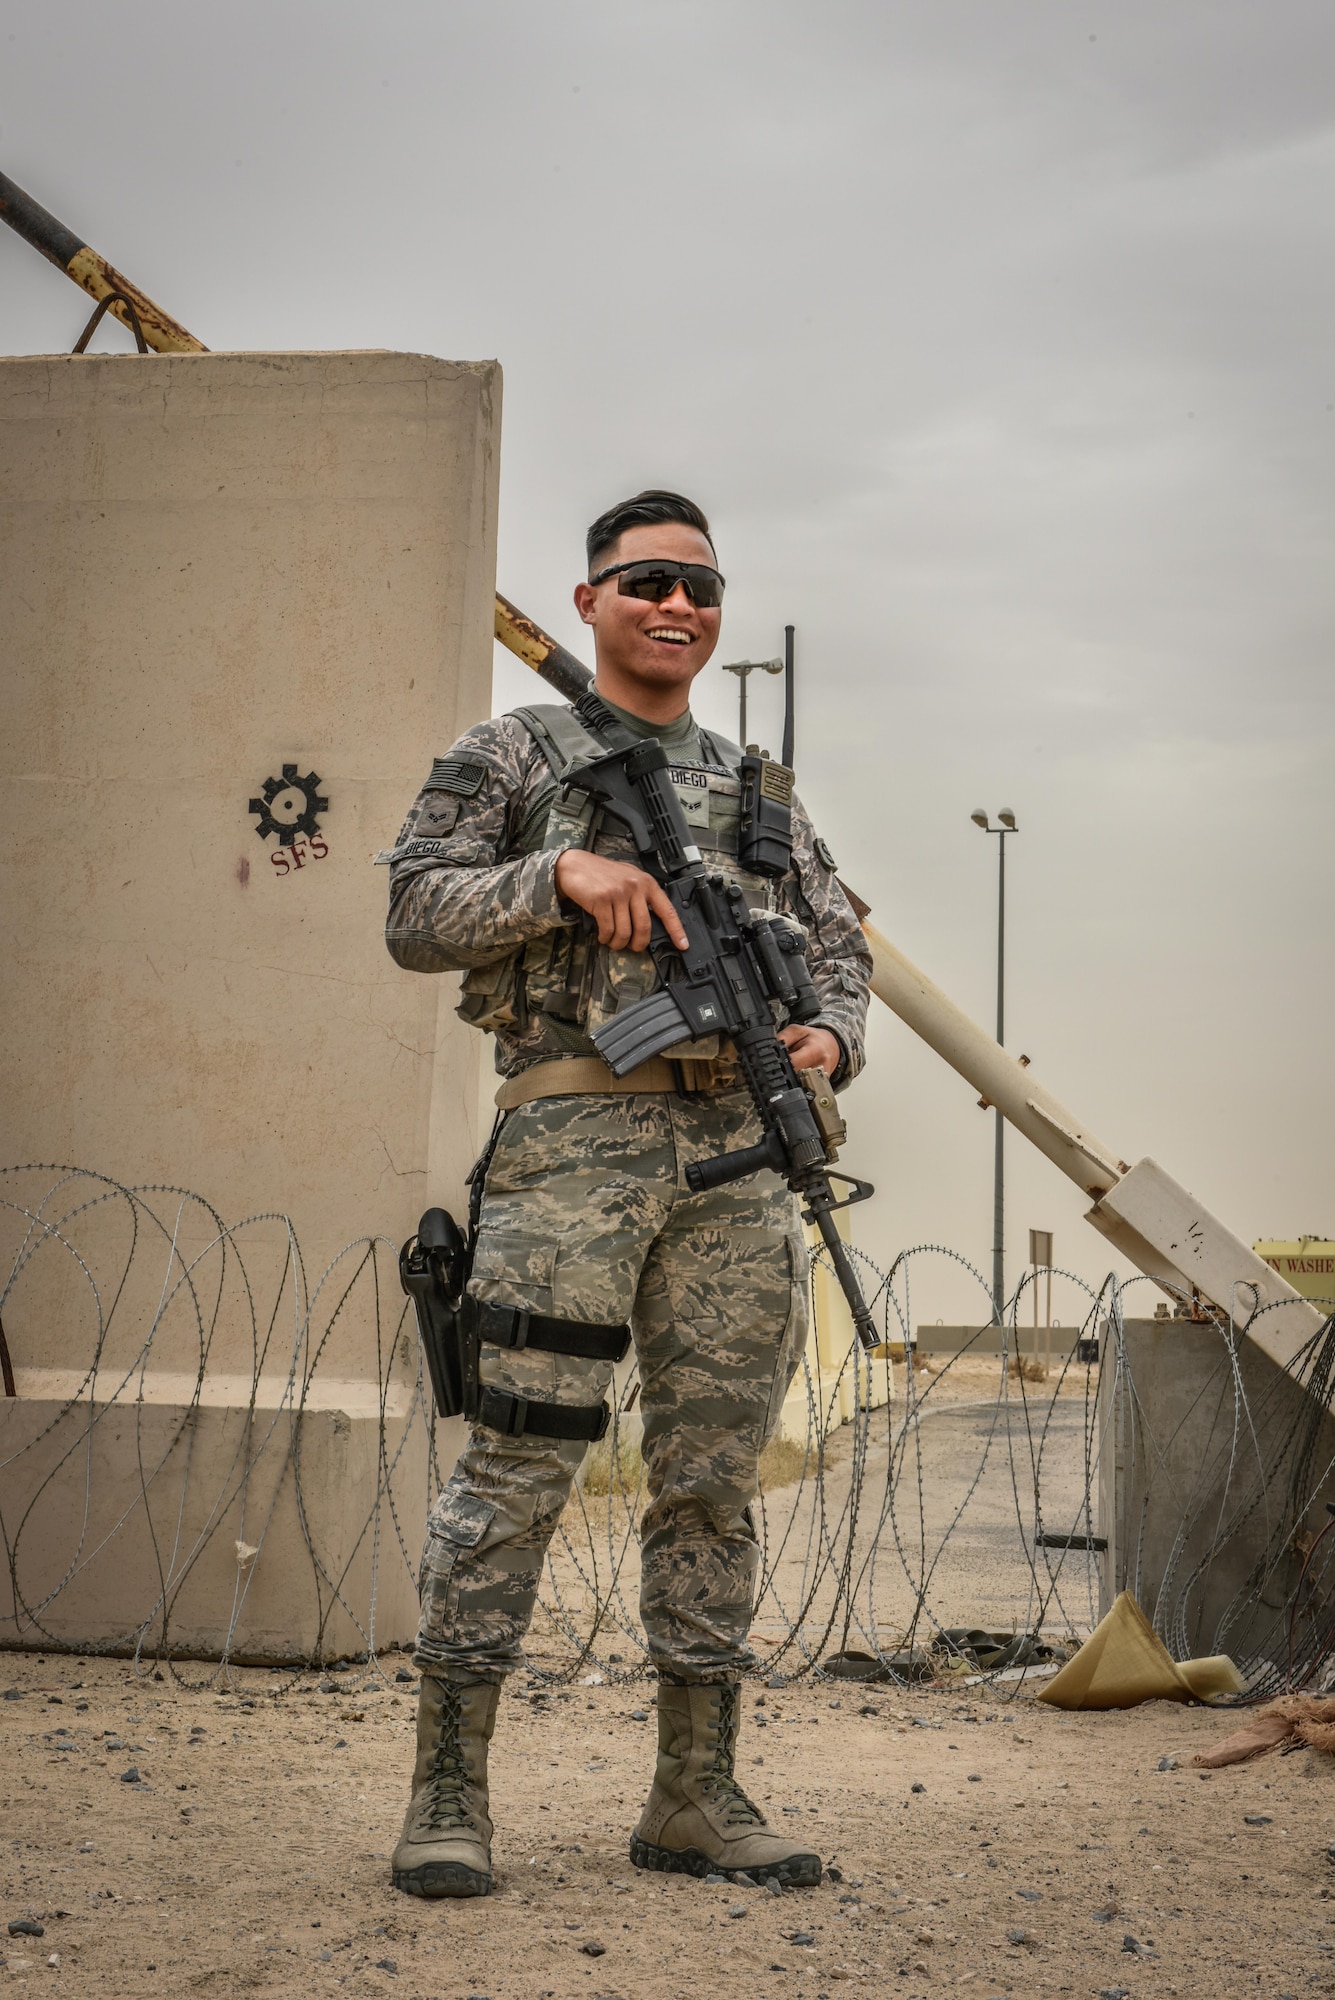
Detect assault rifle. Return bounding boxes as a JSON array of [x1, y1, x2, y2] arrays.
[[563, 692, 881, 1353]]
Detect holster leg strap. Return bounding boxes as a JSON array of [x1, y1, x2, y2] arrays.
[[475, 1301, 631, 1363], [477, 1386, 611, 1445]]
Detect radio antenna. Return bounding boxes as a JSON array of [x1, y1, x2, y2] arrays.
[[781, 624, 796, 768]]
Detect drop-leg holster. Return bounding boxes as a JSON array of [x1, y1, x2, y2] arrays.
[[630, 1680, 821, 1887], [391, 1675, 499, 1898]]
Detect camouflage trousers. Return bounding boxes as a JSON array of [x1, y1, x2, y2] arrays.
[[414, 1089, 809, 1684]]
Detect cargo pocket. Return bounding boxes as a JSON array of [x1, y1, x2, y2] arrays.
[[470, 1233, 607, 1408], [469, 1232, 556, 1311], [521, 926, 589, 1023], [457, 954, 524, 1033], [417, 1489, 498, 1643]]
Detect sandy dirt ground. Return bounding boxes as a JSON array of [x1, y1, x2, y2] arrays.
[[3, 1644, 1333, 2000]]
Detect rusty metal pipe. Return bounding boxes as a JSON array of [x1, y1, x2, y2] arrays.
[[493, 591, 593, 705], [0, 168, 206, 355], [858, 920, 1126, 1200]]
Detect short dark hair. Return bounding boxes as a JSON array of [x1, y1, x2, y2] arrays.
[[585, 489, 715, 575]]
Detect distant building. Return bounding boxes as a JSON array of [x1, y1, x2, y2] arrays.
[[1254, 1239, 1335, 1309]]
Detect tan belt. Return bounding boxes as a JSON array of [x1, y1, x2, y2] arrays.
[[495, 1054, 730, 1111]]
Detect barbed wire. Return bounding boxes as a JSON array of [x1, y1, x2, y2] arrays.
[[1, 1165, 1331, 1700]]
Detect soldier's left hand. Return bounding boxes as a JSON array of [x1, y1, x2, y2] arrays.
[[779, 1025, 842, 1073]]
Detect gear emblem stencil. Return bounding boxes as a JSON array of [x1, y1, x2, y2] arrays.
[[248, 764, 329, 847]]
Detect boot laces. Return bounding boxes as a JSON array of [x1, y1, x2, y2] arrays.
[[419, 1683, 476, 1834], [701, 1689, 764, 1827]]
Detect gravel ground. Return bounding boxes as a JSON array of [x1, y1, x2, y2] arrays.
[[3, 1647, 1332, 1998]]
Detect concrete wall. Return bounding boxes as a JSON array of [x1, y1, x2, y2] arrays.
[[0, 1379, 464, 1664], [913, 1323, 1083, 1358], [1098, 1318, 1335, 1669], [0, 350, 500, 1657]]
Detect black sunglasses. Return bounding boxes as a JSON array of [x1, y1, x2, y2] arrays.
[[587, 558, 726, 608]]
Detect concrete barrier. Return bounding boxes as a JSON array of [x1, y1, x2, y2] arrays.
[[1098, 1316, 1335, 1668], [0, 349, 500, 1658]]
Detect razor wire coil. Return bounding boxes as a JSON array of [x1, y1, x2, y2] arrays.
[[2, 1164, 1332, 1703]]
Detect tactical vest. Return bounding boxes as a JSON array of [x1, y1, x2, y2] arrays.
[[457, 704, 776, 1051]]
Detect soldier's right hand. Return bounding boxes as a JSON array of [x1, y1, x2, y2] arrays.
[[554, 850, 689, 953]]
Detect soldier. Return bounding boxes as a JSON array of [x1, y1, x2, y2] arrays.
[[384, 489, 871, 1898]]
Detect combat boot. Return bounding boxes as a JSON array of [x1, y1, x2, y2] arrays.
[[391, 1674, 499, 1898], [630, 1680, 821, 1887]]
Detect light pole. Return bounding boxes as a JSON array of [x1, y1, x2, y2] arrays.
[[970, 807, 1019, 1319], [720, 655, 783, 748]]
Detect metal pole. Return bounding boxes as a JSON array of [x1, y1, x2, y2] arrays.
[[782, 625, 795, 768], [1045, 1261, 1052, 1378], [0, 167, 206, 354], [993, 831, 1006, 1320], [720, 658, 782, 754]]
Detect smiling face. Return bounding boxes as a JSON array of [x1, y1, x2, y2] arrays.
[[573, 520, 723, 722]]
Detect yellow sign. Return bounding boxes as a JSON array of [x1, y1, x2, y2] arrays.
[[1253, 1239, 1335, 1306]]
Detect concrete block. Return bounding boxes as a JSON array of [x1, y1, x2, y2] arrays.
[[0, 1376, 466, 1662], [913, 1323, 1081, 1358], [1098, 1317, 1335, 1669], [0, 349, 500, 1656]]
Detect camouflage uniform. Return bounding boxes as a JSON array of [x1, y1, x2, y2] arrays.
[[385, 697, 870, 1683]]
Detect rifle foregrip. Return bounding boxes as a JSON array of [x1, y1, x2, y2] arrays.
[[685, 1134, 786, 1193]]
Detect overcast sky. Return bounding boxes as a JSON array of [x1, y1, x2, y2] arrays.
[[3, 0, 1333, 1326]]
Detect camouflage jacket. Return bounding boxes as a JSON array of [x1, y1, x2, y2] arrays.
[[384, 702, 871, 1084]]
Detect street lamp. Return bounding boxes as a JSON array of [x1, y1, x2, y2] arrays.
[[971, 807, 1020, 1319], [721, 655, 783, 748]]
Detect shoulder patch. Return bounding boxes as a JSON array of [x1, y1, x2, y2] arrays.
[[425, 757, 488, 797], [814, 835, 839, 871]]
